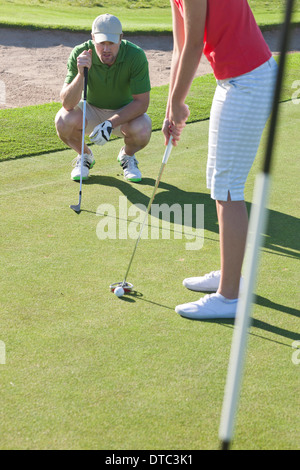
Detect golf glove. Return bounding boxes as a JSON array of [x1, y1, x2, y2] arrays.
[[89, 120, 113, 146]]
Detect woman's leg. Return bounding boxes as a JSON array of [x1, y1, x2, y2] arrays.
[[216, 193, 248, 299]]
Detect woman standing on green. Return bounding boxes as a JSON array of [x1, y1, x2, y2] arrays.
[[163, 0, 277, 319]]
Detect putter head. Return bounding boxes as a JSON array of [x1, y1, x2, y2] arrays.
[[70, 190, 82, 213], [110, 282, 134, 294], [70, 203, 81, 214]]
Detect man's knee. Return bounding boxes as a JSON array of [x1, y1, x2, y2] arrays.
[[55, 108, 65, 134], [55, 107, 82, 135], [140, 114, 152, 141], [124, 114, 152, 143]]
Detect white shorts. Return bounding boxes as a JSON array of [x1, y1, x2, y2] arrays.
[[76, 101, 124, 137], [207, 57, 278, 201]]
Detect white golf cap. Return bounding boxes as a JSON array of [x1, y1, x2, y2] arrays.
[[92, 14, 122, 44]]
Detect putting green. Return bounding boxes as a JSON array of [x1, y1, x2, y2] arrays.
[[0, 103, 299, 449]]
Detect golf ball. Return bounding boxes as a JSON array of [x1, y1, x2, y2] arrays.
[[114, 286, 125, 297]]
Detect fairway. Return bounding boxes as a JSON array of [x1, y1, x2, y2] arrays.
[[0, 102, 299, 450]]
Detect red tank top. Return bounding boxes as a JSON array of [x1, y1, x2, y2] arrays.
[[173, 0, 271, 79]]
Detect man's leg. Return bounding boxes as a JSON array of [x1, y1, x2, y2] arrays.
[[117, 113, 152, 182], [55, 106, 95, 181], [55, 107, 91, 155], [120, 113, 152, 156]]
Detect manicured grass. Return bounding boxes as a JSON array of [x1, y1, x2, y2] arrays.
[[1, 53, 299, 162], [0, 0, 299, 32], [0, 102, 299, 449], [0, 1, 299, 449]]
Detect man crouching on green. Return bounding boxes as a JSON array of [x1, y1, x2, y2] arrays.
[[55, 14, 152, 183]]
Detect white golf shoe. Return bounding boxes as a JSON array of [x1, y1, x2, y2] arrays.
[[183, 270, 243, 292], [71, 151, 95, 181], [117, 148, 142, 182], [183, 270, 221, 292], [175, 293, 238, 320]]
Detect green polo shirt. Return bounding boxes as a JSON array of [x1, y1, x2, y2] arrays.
[[65, 39, 151, 110]]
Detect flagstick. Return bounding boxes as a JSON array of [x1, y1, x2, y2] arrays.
[[218, 0, 294, 450]]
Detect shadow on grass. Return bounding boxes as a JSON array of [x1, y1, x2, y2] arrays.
[[121, 290, 299, 344], [85, 174, 218, 232], [86, 174, 299, 343], [253, 294, 300, 342], [85, 174, 299, 260], [119, 289, 175, 311]]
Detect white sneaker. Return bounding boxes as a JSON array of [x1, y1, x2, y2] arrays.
[[71, 151, 95, 181], [183, 270, 221, 292], [183, 270, 243, 292], [175, 293, 238, 320], [117, 148, 142, 182]]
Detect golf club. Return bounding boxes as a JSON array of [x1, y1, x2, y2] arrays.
[[110, 136, 174, 294], [70, 66, 88, 213], [219, 0, 294, 451], [109, 282, 134, 294]]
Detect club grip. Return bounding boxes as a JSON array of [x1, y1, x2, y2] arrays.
[[83, 67, 88, 100], [162, 135, 173, 164]]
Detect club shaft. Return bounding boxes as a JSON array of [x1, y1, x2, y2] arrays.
[[123, 137, 173, 284], [78, 67, 88, 202], [123, 161, 166, 284]]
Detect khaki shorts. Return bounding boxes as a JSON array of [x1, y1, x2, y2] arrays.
[[76, 100, 123, 137]]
